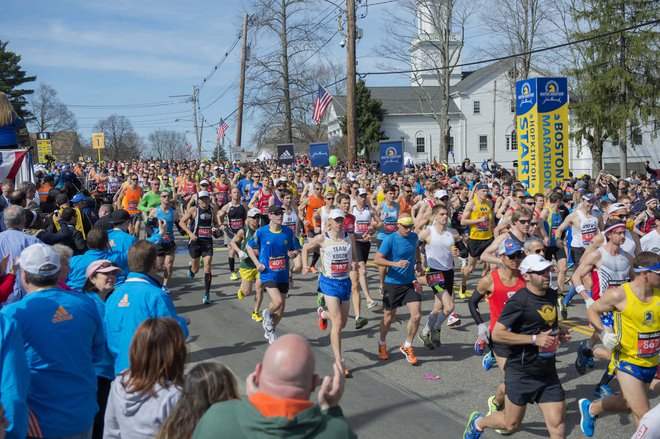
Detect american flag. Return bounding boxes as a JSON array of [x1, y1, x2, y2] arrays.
[[217, 118, 229, 141], [312, 85, 334, 125]]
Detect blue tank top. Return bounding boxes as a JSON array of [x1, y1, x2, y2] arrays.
[[156, 206, 175, 243], [377, 201, 400, 240], [544, 207, 562, 247]]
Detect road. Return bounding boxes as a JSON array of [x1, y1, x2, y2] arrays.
[[162, 239, 656, 439]]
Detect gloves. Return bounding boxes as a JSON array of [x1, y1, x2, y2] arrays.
[[477, 323, 490, 342], [600, 330, 618, 350], [585, 297, 595, 309], [238, 250, 248, 260]]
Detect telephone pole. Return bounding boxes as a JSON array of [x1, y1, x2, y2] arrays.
[[192, 85, 201, 160], [235, 13, 249, 160], [345, 0, 357, 166]]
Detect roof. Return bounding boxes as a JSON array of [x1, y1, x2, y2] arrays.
[[452, 59, 513, 94]]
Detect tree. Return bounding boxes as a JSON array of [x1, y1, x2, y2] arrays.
[[212, 141, 229, 162], [339, 79, 385, 154], [94, 114, 144, 160], [569, 0, 658, 177], [28, 83, 78, 133], [0, 41, 36, 120], [148, 129, 188, 161]]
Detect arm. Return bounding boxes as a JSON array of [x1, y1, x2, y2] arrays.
[[229, 230, 245, 255], [553, 213, 573, 241], [137, 193, 151, 212], [587, 287, 626, 336], [468, 276, 492, 329], [248, 191, 259, 209], [480, 235, 504, 265], [570, 250, 601, 304], [178, 208, 197, 240], [460, 201, 483, 226], [492, 321, 556, 348]]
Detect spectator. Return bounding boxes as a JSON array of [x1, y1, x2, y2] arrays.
[[104, 318, 186, 438], [59, 207, 88, 255], [107, 209, 137, 254], [0, 92, 24, 149], [66, 228, 127, 291], [0, 255, 16, 304], [94, 204, 115, 230], [104, 240, 189, 374], [52, 243, 76, 292], [192, 334, 356, 439], [0, 309, 29, 439], [18, 181, 39, 210], [1, 243, 105, 438], [157, 362, 240, 439]]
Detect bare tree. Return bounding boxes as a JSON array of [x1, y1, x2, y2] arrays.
[[148, 129, 189, 161], [28, 83, 78, 133], [94, 114, 144, 160]]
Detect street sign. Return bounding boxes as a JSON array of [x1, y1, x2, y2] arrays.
[[92, 132, 105, 149], [36, 132, 52, 164]]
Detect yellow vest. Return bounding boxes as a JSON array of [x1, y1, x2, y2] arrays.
[[53, 207, 86, 239], [469, 197, 493, 240]]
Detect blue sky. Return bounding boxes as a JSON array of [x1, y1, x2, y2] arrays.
[[3, 0, 489, 158]]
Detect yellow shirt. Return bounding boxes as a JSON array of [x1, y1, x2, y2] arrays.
[[468, 197, 493, 240]]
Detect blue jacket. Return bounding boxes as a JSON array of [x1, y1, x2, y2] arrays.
[[67, 249, 127, 291], [87, 293, 115, 380], [0, 313, 29, 439], [108, 229, 137, 255], [2, 287, 105, 438], [104, 273, 189, 374]]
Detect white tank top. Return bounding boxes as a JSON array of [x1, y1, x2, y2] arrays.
[[320, 232, 352, 280], [425, 225, 455, 271], [282, 208, 299, 235], [596, 247, 631, 292], [571, 210, 599, 248], [352, 205, 371, 239], [320, 205, 334, 232]]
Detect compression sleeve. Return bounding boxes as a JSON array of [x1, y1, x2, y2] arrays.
[[468, 291, 486, 325]]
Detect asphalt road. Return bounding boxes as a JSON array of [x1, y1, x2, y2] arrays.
[[162, 239, 656, 439]]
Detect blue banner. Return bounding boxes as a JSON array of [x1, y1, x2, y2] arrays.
[[379, 140, 403, 174], [309, 143, 330, 168]]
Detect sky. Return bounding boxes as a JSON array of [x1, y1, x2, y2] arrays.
[[3, 0, 490, 158]]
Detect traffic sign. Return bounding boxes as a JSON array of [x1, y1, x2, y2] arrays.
[[92, 132, 105, 149]]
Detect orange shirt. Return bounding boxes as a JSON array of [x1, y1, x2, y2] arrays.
[[305, 194, 325, 231], [122, 186, 142, 214], [248, 392, 314, 419], [398, 196, 413, 215]]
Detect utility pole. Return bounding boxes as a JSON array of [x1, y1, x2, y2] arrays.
[[236, 13, 249, 159], [492, 79, 496, 163], [346, 0, 357, 166], [192, 85, 201, 160]]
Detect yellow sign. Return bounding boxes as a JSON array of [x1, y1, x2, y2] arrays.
[[92, 132, 105, 150], [36, 137, 52, 164]]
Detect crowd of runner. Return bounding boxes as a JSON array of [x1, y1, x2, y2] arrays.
[[0, 155, 658, 438]]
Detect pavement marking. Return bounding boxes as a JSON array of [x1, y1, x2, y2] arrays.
[[559, 319, 594, 336]]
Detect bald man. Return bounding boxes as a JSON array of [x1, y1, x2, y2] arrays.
[[193, 334, 356, 438]]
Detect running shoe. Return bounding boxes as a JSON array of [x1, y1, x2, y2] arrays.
[[486, 395, 499, 416], [161, 284, 170, 295], [557, 296, 567, 320], [463, 412, 484, 439], [237, 289, 244, 301], [378, 286, 384, 297], [251, 311, 263, 322], [586, 356, 595, 368], [202, 295, 211, 305], [316, 292, 325, 308], [447, 313, 462, 327], [317, 307, 328, 331], [355, 316, 368, 330], [264, 330, 277, 345], [593, 384, 612, 399], [578, 398, 596, 437], [458, 286, 467, 300], [230, 272, 239, 281], [399, 345, 418, 365], [308, 266, 318, 274], [367, 300, 379, 310], [378, 343, 389, 361], [188, 262, 195, 280], [417, 332, 434, 350], [262, 309, 274, 332], [575, 341, 588, 375], [344, 369, 352, 378], [431, 328, 442, 348], [482, 351, 497, 372]]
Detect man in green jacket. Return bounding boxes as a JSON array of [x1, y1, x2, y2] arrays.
[[193, 334, 356, 438]]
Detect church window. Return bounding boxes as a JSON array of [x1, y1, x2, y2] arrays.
[[479, 135, 488, 151], [473, 101, 481, 114], [416, 137, 425, 153]]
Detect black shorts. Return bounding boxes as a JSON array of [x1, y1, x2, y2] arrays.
[[262, 281, 290, 296], [505, 368, 565, 406], [467, 238, 493, 258], [130, 212, 142, 225], [189, 239, 213, 259], [426, 268, 454, 296], [355, 240, 371, 263], [491, 340, 511, 359], [544, 246, 566, 262], [382, 282, 421, 310], [306, 229, 316, 239], [157, 241, 177, 256], [570, 247, 585, 265]]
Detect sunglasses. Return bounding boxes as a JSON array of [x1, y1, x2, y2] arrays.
[[400, 224, 413, 230], [533, 249, 545, 254], [528, 267, 551, 275], [325, 197, 334, 201], [404, 190, 412, 193], [131, 178, 138, 181], [525, 202, 536, 206], [518, 219, 531, 225]]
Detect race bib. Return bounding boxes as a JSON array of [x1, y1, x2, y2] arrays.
[[162, 233, 172, 242], [582, 230, 596, 244], [331, 259, 350, 275], [426, 272, 445, 288], [637, 331, 660, 358], [538, 329, 559, 358], [355, 221, 370, 233], [229, 219, 244, 230], [268, 256, 286, 271], [477, 217, 490, 231], [284, 223, 297, 233], [216, 193, 227, 204], [384, 222, 397, 233], [198, 227, 212, 238]]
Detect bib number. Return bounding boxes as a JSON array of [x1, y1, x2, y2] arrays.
[[477, 217, 490, 232], [538, 330, 560, 359], [582, 231, 596, 244], [331, 260, 350, 275], [426, 272, 445, 288], [355, 221, 370, 234], [284, 223, 297, 233], [229, 219, 244, 230], [198, 227, 212, 238], [384, 222, 397, 233], [128, 201, 138, 210], [162, 233, 172, 242], [268, 256, 286, 271], [637, 332, 660, 358]]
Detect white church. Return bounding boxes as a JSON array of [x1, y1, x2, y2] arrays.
[[325, 1, 658, 177]]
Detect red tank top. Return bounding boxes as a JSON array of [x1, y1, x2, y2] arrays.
[[256, 190, 272, 214], [487, 269, 526, 332], [182, 181, 196, 196]]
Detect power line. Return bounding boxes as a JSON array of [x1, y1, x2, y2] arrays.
[[68, 100, 183, 109], [196, 35, 243, 91]]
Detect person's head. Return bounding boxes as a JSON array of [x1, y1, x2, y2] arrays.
[[83, 259, 122, 296], [3, 205, 25, 230], [98, 204, 114, 218], [160, 190, 171, 205], [110, 209, 131, 231], [52, 244, 73, 280], [18, 181, 37, 200], [0, 91, 16, 126], [498, 238, 525, 269], [59, 207, 77, 225], [328, 209, 345, 232], [19, 244, 60, 292], [128, 240, 159, 274], [247, 208, 261, 228], [7, 190, 26, 207], [397, 213, 414, 236], [474, 183, 488, 200], [523, 236, 545, 255], [125, 318, 187, 395], [268, 205, 284, 226], [511, 208, 533, 234], [520, 195, 536, 210], [280, 189, 293, 207], [432, 203, 449, 225], [402, 183, 413, 198], [581, 193, 596, 208], [197, 192, 211, 209], [87, 228, 110, 251], [547, 192, 562, 205], [603, 219, 627, 247], [336, 193, 351, 213], [645, 197, 659, 212], [129, 173, 139, 187], [519, 254, 552, 290]]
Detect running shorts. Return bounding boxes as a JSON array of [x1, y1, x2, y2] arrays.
[[318, 275, 352, 303], [130, 212, 142, 225], [262, 281, 290, 296], [189, 239, 213, 258], [504, 368, 565, 406], [609, 360, 658, 384], [570, 247, 586, 265], [355, 240, 371, 263], [467, 238, 493, 258], [425, 268, 454, 296], [544, 245, 566, 261], [239, 267, 259, 282], [157, 241, 176, 256], [382, 282, 421, 310]]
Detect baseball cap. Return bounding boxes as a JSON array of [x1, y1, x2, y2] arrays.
[[197, 190, 210, 198], [434, 190, 449, 199], [519, 254, 553, 274], [70, 193, 85, 203], [606, 203, 627, 214], [19, 244, 61, 276], [268, 205, 284, 215], [357, 188, 368, 196], [581, 193, 596, 201], [326, 172, 335, 178], [110, 209, 131, 225], [475, 183, 487, 191], [247, 208, 261, 218], [497, 238, 524, 256], [199, 180, 210, 186], [329, 209, 345, 220], [86, 260, 122, 279]]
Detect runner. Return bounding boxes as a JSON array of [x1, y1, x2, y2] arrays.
[[539, 192, 569, 294], [179, 190, 220, 304], [374, 213, 422, 365], [280, 189, 303, 277], [578, 252, 660, 437], [115, 173, 143, 238], [149, 190, 179, 294], [640, 210, 660, 253], [351, 188, 379, 311], [375, 185, 400, 296], [480, 207, 532, 265], [460, 183, 494, 299], [633, 197, 658, 237], [229, 208, 264, 322], [249, 178, 273, 227], [247, 204, 300, 344], [218, 187, 248, 281], [299, 181, 325, 272]]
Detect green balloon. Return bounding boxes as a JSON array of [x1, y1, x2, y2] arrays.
[[329, 155, 338, 166]]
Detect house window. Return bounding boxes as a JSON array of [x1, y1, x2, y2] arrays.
[[448, 136, 454, 152], [473, 101, 481, 114], [632, 127, 643, 145], [416, 137, 425, 153], [510, 99, 516, 113], [506, 131, 518, 150], [479, 135, 488, 151]]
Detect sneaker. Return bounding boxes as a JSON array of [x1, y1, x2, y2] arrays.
[[431, 328, 442, 348], [399, 345, 418, 365], [447, 313, 462, 327], [486, 395, 500, 416], [344, 369, 352, 378], [237, 289, 244, 301], [250, 311, 262, 322], [578, 398, 596, 437], [308, 266, 318, 274], [378, 343, 389, 361], [482, 351, 497, 371], [463, 412, 484, 439], [355, 316, 368, 330], [593, 384, 612, 399], [557, 296, 567, 320], [202, 295, 211, 305], [575, 341, 588, 375], [316, 292, 325, 308], [378, 286, 384, 297], [458, 286, 467, 300], [262, 309, 274, 332], [418, 332, 434, 349], [264, 330, 277, 345], [586, 356, 595, 368], [188, 262, 195, 280], [367, 300, 378, 310], [161, 285, 170, 295], [230, 272, 239, 281], [317, 307, 328, 331]]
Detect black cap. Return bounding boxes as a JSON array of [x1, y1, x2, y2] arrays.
[[110, 209, 131, 225], [268, 205, 284, 215], [55, 194, 69, 206]]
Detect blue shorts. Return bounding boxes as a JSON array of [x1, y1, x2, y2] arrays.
[[318, 275, 352, 304], [612, 360, 658, 384]]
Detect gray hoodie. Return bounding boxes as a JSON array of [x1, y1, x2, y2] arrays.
[[103, 374, 181, 439]]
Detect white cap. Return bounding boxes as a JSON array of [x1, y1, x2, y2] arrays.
[[357, 188, 368, 196], [347, 172, 356, 181], [519, 254, 553, 274], [19, 244, 61, 276], [326, 172, 335, 178], [606, 203, 627, 214], [197, 190, 210, 198], [329, 208, 345, 220], [199, 179, 210, 186], [434, 190, 449, 199], [247, 208, 261, 217]]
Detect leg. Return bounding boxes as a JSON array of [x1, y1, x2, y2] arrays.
[[350, 270, 361, 318], [163, 253, 175, 286], [203, 254, 213, 301], [324, 296, 350, 362], [265, 287, 285, 327], [477, 394, 526, 433], [617, 370, 652, 423], [493, 355, 507, 408], [404, 300, 422, 345], [190, 257, 201, 274], [462, 255, 478, 290], [358, 262, 373, 302], [378, 266, 387, 291], [379, 307, 397, 343], [254, 277, 264, 313], [556, 257, 567, 294], [538, 401, 566, 439], [228, 247, 237, 275]]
